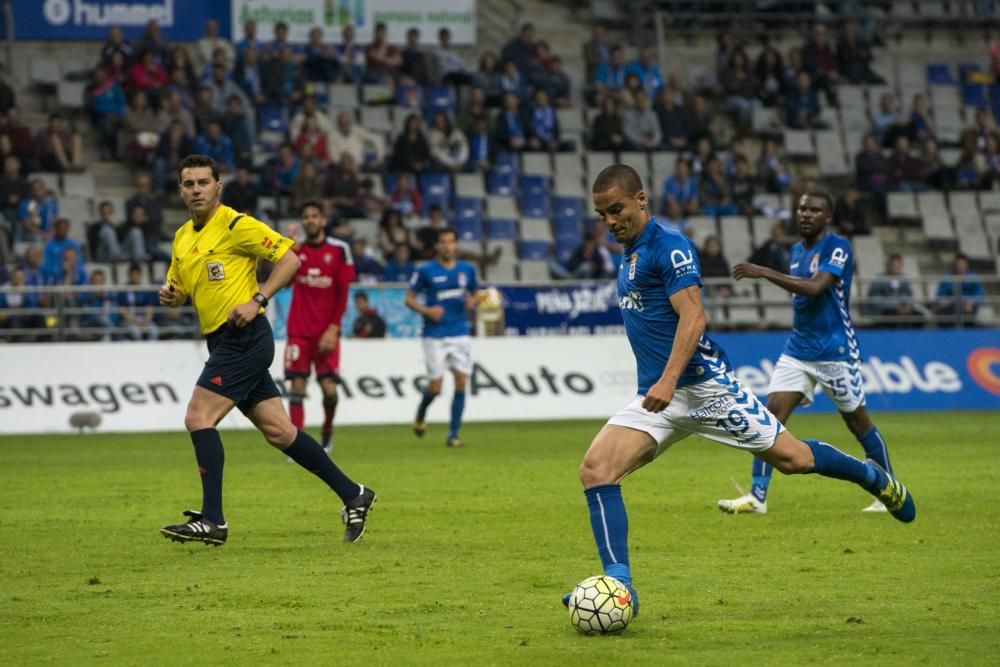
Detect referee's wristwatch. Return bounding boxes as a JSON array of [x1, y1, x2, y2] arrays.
[[252, 292, 269, 308]]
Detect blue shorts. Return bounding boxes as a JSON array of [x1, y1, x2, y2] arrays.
[[197, 316, 282, 414]]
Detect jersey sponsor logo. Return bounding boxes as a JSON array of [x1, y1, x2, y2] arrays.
[[670, 248, 697, 278], [628, 252, 638, 280], [790, 262, 799, 269], [260, 237, 274, 250], [436, 288, 466, 300], [297, 268, 333, 288], [324, 253, 333, 264], [433, 276, 448, 283], [207, 261, 225, 281], [829, 247, 849, 268], [619, 290, 644, 311]]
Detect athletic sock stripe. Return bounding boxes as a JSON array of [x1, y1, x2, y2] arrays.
[[595, 492, 618, 564]]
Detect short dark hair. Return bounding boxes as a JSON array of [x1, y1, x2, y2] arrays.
[[299, 199, 324, 216], [176, 154, 220, 183], [436, 227, 458, 242], [955, 252, 969, 263], [799, 189, 834, 214], [355, 291, 369, 301], [592, 164, 644, 198]]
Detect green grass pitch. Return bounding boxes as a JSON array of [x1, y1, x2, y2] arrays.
[[2, 412, 998, 665]]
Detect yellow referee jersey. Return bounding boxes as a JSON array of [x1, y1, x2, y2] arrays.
[[167, 204, 292, 334]]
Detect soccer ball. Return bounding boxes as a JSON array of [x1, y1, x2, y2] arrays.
[[568, 575, 634, 635]]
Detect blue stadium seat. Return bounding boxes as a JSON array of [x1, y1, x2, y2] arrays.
[[554, 237, 579, 264], [487, 169, 516, 196], [493, 151, 520, 177], [454, 196, 483, 227], [485, 218, 518, 240], [419, 173, 452, 213], [425, 85, 456, 116], [259, 106, 288, 132], [960, 64, 990, 108], [927, 63, 955, 85], [553, 195, 584, 226], [519, 174, 550, 217], [518, 240, 553, 261], [454, 214, 483, 241], [383, 172, 398, 195]]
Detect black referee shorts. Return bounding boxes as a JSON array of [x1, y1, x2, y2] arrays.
[[197, 316, 282, 414]]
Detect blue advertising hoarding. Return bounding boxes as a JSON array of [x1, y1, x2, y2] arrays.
[[11, 0, 231, 41], [499, 282, 624, 336]]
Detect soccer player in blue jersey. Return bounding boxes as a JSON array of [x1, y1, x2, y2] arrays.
[[718, 191, 894, 515], [405, 227, 482, 448], [563, 165, 915, 615]]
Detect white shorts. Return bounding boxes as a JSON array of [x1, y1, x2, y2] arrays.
[[607, 372, 783, 455], [422, 336, 473, 379], [767, 354, 866, 413]]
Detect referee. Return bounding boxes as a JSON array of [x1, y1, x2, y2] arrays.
[[158, 155, 375, 546]]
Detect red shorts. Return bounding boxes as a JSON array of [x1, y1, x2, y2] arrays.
[[284, 336, 341, 380]]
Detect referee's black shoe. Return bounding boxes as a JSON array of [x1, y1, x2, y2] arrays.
[[341, 485, 376, 543], [160, 510, 228, 546]]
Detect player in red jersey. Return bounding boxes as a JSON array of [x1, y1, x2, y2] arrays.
[[284, 200, 356, 452]]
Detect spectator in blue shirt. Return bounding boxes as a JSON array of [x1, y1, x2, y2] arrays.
[[42, 218, 84, 279], [663, 158, 700, 216], [195, 120, 235, 172], [384, 244, 416, 283], [786, 71, 825, 129], [0, 267, 46, 341], [88, 66, 126, 160], [17, 179, 58, 243], [527, 89, 564, 152], [350, 237, 385, 284], [117, 263, 159, 340], [935, 253, 985, 326], [624, 47, 664, 98], [592, 45, 627, 106], [495, 92, 527, 152]]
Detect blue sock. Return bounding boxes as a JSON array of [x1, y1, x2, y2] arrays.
[[805, 439, 884, 494], [191, 428, 225, 525], [584, 484, 631, 585], [448, 392, 466, 439], [284, 430, 360, 503], [857, 426, 893, 475], [751, 458, 773, 503], [416, 389, 437, 423]]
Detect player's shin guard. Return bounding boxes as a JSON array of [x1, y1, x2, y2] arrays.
[[191, 428, 225, 525], [416, 389, 437, 423], [751, 458, 773, 503], [585, 484, 631, 585], [288, 393, 305, 430], [858, 426, 893, 475], [448, 392, 465, 439], [284, 430, 360, 503], [804, 439, 880, 493]]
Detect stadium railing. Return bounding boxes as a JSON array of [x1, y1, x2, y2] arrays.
[[1, 275, 997, 342]]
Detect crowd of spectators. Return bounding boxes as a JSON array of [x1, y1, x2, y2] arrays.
[[0, 14, 997, 340]]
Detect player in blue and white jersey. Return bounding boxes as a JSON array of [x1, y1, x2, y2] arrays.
[[563, 166, 915, 615], [718, 191, 895, 515], [405, 227, 482, 448]]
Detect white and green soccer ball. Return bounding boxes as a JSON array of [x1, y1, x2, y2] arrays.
[[568, 575, 634, 635]]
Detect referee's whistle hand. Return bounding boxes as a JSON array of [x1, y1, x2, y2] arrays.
[[159, 283, 182, 307]]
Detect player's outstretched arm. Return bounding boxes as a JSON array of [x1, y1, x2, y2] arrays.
[[732, 262, 836, 298], [643, 285, 706, 413]]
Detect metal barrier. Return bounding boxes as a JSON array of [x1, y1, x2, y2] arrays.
[[1, 273, 996, 342]]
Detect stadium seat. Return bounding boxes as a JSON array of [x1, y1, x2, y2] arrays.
[[556, 108, 585, 136], [362, 83, 393, 105], [351, 219, 379, 243], [486, 260, 517, 282], [724, 292, 761, 327], [425, 85, 456, 115], [519, 174, 550, 218], [955, 216, 992, 261], [585, 151, 616, 181], [454, 173, 486, 198], [29, 58, 60, 88], [948, 192, 978, 217], [112, 262, 150, 285], [852, 235, 886, 277], [783, 130, 814, 158], [718, 216, 753, 262], [816, 131, 849, 176], [553, 152, 585, 179], [486, 170, 516, 196], [359, 105, 392, 134], [517, 239, 552, 261], [454, 196, 484, 222], [921, 210, 955, 243], [57, 80, 86, 110], [454, 214, 483, 241], [458, 239, 484, 257], [687, 216, 717, 248], [618, 152, 650, 183], [259, 105, 289, 132], [521, 152, 552, 177], [979, 191, 1000, 213], [917, 191, 948, 217], [553, 195, 583, 226], [28, 171, 61, 194], [329, 83, 359, 107], [419, 173, 452, 213], [899, 61, 926, 89], [519, 260, 552, 282], [62, 173, 96, 198], [887, 192, 919, 221], [486, 195, 518, 220], [519, 217, 554, 242], [493, 151, 520, 177], [759, 282, 793, 327], [485, 218, 518, 240], [553, 172, 584, 196], [553, 236, 580, 264], [751, 216, 781, 246], [839, 85, 866, 111]]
